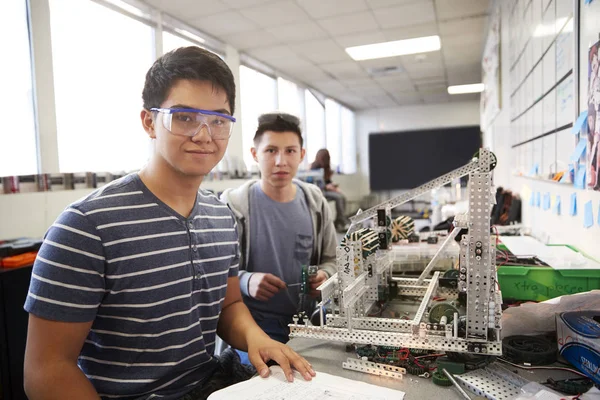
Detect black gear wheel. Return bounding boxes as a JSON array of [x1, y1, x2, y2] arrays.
[[407, 365, 426, 375], [502, 335, 557, 366]]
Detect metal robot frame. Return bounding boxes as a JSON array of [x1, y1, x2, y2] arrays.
[[290, 148, 502, 358]]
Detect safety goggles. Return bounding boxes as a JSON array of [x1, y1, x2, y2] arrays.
[[151, 108, 236, 140]]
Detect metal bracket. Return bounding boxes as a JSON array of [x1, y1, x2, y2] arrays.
[[342, 358, 405, 380]]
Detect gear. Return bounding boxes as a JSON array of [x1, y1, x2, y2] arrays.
[[502, 335, 557, 366], [429, 303, 460, 323], [406, 365, 426, 375], [432, 371, 452, 386]]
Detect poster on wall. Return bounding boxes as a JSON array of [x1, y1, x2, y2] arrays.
[[480, 4, 501, 131], [588, 40, 600, 191]]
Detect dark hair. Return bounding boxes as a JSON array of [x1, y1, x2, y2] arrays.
[[590, 44, 598, 65], [253, 112, 303, 146], [142, 46, 235, 114], [310, 148, 333, 182]]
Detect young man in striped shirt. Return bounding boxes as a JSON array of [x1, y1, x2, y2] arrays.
[[23, 47, 314, 400]]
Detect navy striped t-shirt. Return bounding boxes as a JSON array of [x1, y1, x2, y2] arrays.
[[24, 173, 239, 399]]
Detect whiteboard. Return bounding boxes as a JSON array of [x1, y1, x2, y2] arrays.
[[543, 89, 556, 134], [556, 127, 575, 169], [556, 73, 575, 127], [508, 0, 576, 178]]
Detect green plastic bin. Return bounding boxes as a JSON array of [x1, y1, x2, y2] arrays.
[[496, 244, 600, 301]]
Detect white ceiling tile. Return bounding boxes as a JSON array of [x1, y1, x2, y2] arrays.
[[265, 21, 328, 42], [443, 44, 483, 66], [335, 92, 369, 105], [333, 31, 387, 48], [447, 63, 482, 85], [294, 67, 332, 82], [289, 39, 349, 63], [401, 51, 443, 65], [158, 0, 490, 110], [412, 76, 447, 85], [383, 23, 439, 41], [342, 97, 373, 109], [145, 0, 230, 19], [239, 1, 310, 27], [338, 77, 379, 87], [221, 0, 272, 7], [373, 75, 415, 91], [372, 2, 436, 28], [334, 93, 364, 103], [364, 94, 398, 107], [435, 0, 490, 20], [442, 33, 484, 48], [406, 64, 445, 79], [318, 12, 379, 36], [442, 35, 484, 65], [351, 85, 387, 96], [299, 0, 369, 18], [393, 92, 423, 105], [403, 60, 444, 73], [310, 79, 348, 93], [366, 0, 423, 9], [416, 82, 448, 92], [358, 57, 405, 70], [222, 30, 281, 50], [439, 15, 487, 37], [191, 11, 257, 36], [320, 61, 367, 80], [246, 45, 298, 61], [422, 92, 451, 103], [268, 56, 315, 70]]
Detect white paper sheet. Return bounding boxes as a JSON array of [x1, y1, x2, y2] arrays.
[[208, 366, 405, 400]]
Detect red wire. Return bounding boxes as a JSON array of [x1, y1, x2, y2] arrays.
[[414, 353, 445, 359]]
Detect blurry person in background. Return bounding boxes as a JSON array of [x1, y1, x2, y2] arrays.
[[310, 148, 350, 232]]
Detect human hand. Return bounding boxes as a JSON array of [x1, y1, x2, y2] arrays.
[[248, 273, 286, 301], [308, 270, 328, 298], [247, 336, 315, 382], [325, 183, 337, 191]]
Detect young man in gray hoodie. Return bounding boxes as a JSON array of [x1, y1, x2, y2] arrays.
[[220, 113, 337, 362]]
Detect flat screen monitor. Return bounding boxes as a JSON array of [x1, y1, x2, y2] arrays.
[[368, 126, 481, 191]]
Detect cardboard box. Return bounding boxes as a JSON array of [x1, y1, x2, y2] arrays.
[[556, 311, 600, 385]]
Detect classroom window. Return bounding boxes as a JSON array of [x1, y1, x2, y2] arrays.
[[49, 0, 154, 172], [162, 30, 220, 56], [325, 99, 342, 171], [239, 65, 277, 170], [278, 78, 307, 167], [277, 78, 305, 123], [340, 106, 357, 174], [162, 31, 200, 54], [305, 90, 326, 166], [0, 0, 38, 176]]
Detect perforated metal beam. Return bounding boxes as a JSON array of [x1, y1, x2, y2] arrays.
[[342, 358, 405, 380], [289, 325, 503, 355], [349, 160, 480, 224]]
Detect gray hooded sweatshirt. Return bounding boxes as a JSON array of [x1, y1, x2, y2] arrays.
[[220, 179, 337, 314]]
